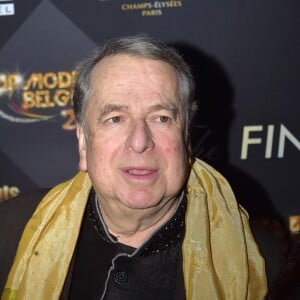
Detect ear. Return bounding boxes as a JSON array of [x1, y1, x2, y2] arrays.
[[76, 123, 88, 171]]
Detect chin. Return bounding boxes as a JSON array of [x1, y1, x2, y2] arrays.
[[122, 191, 163, 210]]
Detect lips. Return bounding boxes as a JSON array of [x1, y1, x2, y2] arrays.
[[127, 169, 156, 175], [121, 167, 159, 179]]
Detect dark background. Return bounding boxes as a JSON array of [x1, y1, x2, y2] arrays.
[[1, 0, 300, 293], [0, 0, 299, 228]]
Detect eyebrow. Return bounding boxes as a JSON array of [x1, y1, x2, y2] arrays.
[[147, 103, 180, 118], [97, 102, 180, 120], [97, 104, 128, 120]]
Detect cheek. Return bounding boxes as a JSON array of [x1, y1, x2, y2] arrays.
[[86, 136, 120, 169], [159, 137, 188, 171], [162, 139, 189, 192], [161, 134, 186, 156], [86, 142, 113, 190]]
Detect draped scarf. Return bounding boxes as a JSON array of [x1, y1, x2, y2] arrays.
[[2, 159, 267, 299]]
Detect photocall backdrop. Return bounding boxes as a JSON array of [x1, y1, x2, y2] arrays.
[[0, 0, 299, 233]]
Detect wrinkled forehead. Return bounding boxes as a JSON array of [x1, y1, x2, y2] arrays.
[[89, 54, 179, 94], [85, 54, 186, 129]]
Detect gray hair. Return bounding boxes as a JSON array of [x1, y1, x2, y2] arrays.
[[73, 34, 197, 141]]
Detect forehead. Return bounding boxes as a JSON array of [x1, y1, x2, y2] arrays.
[[89, 54, 178, 97]]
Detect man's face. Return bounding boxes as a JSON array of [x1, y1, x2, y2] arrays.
[[77, 54, 190, 211]]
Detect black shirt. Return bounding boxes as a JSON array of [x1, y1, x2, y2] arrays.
[[69, 190, 186, 300]]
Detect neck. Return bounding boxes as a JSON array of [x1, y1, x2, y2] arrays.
[[97, 195, 182, 248]]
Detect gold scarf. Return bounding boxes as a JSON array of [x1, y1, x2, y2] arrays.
[[2, 159, 267, 299]]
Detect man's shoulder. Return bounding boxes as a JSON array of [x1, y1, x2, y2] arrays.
[[0, 188, 49, 293]]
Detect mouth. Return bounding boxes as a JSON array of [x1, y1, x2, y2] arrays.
[[121, 167, 159, 180]]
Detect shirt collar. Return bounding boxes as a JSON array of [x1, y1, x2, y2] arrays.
[[87, 189, 186, 257]]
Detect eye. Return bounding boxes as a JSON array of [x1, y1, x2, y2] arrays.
[[157, 115, 171, 123], [106, 115, 122, 123]]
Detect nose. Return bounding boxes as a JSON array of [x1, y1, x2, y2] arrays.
[[125, 120, 154, 153]]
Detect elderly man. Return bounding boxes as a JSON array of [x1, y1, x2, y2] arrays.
[[0, 35, 267, 299]]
